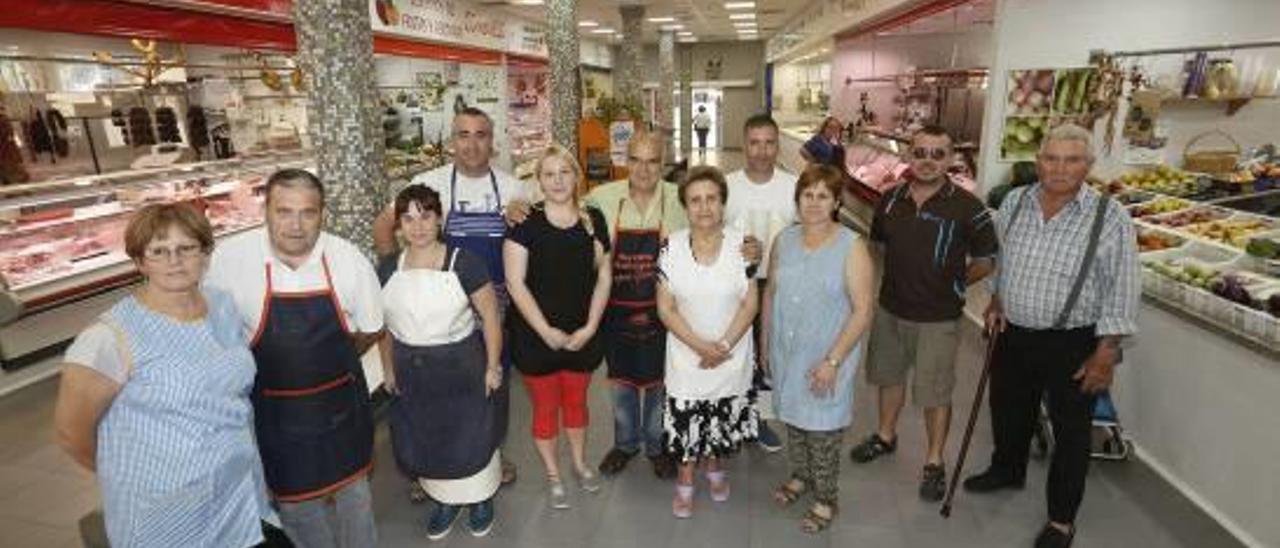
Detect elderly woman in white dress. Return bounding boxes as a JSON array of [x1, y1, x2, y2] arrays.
[[656, 166, 760, 519]]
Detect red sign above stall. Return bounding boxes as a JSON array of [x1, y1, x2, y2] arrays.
[[0, 0, 297, 50], [0, 0, 527, 63]]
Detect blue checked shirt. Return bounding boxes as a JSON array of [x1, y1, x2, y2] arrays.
[[992, 184, 1141, 336]]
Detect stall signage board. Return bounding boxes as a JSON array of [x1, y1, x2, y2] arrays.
[[370, 0, 506, 53], [505, 22, 549, 58], [609, 121, 636, 168]]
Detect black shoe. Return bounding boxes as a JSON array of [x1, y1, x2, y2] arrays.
[[849, 434, 897, 463], [962, 468, 1025, 493], [598, 448, 637, 477], [650, 452, 677, 480], [1034, 523, 1074, 548], [918, 463, 947, 502]]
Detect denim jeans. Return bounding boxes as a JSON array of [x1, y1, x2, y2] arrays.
[[277, 478, 377, 548], [610, 382, 665, 457]]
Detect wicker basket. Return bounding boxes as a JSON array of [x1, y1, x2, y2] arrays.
[[1182, 130, 1240, 174]]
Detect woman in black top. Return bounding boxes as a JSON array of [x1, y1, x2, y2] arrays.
[[504, 145, 612, 510]]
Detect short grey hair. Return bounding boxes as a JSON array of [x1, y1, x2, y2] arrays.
[[1039, 123, 1096, 160]]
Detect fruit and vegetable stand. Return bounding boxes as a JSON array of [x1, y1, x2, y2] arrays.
[[1104, 163, 1280, 352]]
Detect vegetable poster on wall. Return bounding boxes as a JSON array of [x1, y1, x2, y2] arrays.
[[1001, 67, 1098, 161]]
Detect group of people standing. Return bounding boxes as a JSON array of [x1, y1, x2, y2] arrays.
[[50, 101, 1138, 548]]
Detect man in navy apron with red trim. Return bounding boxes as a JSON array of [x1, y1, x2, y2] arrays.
[[374, 108, 533, 488], [207, 169, 386, 548]]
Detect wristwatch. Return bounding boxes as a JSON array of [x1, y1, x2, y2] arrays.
[[823, 356, 839, 369]]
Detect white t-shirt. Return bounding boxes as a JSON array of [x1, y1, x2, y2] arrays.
[[693, 113, 712, 130], [660, 227, 753, 401], [205, 228, 385, 338], [725, 168, 798, 279], [409, 163, 530, 219]]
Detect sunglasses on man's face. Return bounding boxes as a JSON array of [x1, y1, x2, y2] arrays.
[[910, 147, 950, 161]]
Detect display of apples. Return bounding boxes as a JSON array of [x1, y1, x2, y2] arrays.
[[1146, 207, 1232, 228], [1114, 165, 1205, 197], [1136, 230, 1183, 252], [1144, 259, 1219, 289], [1131, 197, 1192, 218], [1182, 218, 1275, 248]]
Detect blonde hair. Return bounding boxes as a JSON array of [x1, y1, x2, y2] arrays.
[[534, 144, 597, 237]]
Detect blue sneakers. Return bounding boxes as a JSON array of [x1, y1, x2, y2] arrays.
[[426, 504, 461, 541], [757, 421, 784, 453], [468, 499, 495, 537]]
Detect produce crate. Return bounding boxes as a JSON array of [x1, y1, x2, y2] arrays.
[[1141, 204, 1234, 229]]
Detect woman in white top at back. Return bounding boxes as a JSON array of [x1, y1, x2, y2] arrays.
[[656, 166, 759, 519]]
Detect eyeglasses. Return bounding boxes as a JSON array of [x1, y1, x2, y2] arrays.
[[143, 243, 204, 262], [910, 147, 950, 161]]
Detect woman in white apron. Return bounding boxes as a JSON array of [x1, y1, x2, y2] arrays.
[[656, 166, 760, 519], [378, 185, 504, 541]]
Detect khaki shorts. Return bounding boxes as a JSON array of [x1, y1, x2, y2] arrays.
[[866, 307, 961, 408]]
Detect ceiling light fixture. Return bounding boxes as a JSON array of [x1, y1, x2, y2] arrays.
[[729, 13, 755, 20], [590, 28, 616, 34], [724, 2, 755, 9], [661, 24, 685, 30], [510, 0, 543, 5], [647, 16, 676, 23], [733, 21, 758, 28], [578, 21, 598, 27]]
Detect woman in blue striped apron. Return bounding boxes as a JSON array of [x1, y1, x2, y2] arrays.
[[55, 204, 282, 547]]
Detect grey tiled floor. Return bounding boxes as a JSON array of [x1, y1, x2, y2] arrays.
[[0, 321, 1245, 547]]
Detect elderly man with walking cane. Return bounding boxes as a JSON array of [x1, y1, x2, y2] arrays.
[[960, 124, 1140, 548]]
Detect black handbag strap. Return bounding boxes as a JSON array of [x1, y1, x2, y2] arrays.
[[1004, 187, 1111, 328]]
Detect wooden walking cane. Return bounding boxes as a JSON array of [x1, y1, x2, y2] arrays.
[[940, 330, 999, 518]]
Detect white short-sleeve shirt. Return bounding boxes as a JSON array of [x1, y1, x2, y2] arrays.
[[725, 168, 798, 279], [64, 321, 130, 384], [660, 227, 754, 401], [205, 228, 384, 338], [408, 163, 531, 219]]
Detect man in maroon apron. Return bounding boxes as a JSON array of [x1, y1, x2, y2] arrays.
[[583, 133, 686, 479], [207, 169, 385, 548]]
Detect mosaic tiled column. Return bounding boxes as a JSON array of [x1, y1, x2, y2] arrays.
[[657, 30, 675, 158], [293, 0, 384, 258], [618, 5, 645, 111], [548, 0, 581, 156], [679, 49, 693, 158]]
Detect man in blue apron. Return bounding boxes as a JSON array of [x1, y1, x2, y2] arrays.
[[207, 169, 386, 548], [374, 107, 532, 487]]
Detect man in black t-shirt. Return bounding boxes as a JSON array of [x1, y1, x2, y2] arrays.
[[848, 126, 998, 502]]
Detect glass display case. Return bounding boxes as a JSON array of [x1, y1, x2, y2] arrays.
[[0, 150, 312, 367]]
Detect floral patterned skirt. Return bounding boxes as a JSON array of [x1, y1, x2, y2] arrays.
[[663, 392, 759, 462]]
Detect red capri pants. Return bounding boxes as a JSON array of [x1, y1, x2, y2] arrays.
[[522, 370, 592, 440]]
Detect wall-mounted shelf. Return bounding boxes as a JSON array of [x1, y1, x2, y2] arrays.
[[1160, 95, 1278, 116]]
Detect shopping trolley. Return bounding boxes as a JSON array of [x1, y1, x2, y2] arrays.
[[1031, 390, 1133, 462]]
